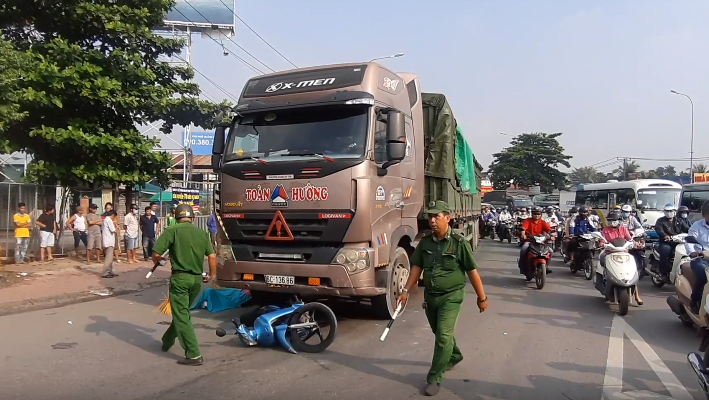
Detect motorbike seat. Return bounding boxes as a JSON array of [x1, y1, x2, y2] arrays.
[[681, 263, 697, 288]]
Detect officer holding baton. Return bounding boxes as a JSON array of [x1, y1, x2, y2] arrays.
[[397, 200, 488, 396]]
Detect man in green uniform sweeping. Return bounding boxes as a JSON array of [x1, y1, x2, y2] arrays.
[[397, 200, 488, 396], [153, 204, 216, 366]]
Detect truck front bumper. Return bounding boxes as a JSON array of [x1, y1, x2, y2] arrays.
[[216, 260, 385, 297]]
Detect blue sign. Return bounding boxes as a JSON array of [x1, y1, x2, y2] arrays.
[[182, 131, 214, 155]]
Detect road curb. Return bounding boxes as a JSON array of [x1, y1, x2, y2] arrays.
[[0, 279, 169, 317]]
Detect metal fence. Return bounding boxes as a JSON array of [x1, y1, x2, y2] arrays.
[[0, 181, 216, 262]]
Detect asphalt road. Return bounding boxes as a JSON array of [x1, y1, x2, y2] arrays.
[[0, 239, 706, 400]]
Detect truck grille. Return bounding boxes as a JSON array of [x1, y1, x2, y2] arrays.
[[221, 210, 354, 244], [237, 217, 327, 240]]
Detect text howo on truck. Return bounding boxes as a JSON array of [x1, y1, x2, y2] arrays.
[[210, 62, 481, 318]]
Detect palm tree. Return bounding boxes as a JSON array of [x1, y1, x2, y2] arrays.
[[568, 166, 605, 184], [612, 160, 641, 179], [694, 163, 708, 174]]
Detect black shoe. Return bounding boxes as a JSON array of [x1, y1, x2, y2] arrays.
[[424, 383, 440, 396], [177, 356, 203, 366], [546, 268, 553, 274]]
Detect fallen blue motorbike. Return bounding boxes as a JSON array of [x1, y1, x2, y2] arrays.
[[215, 301, 337, 354]]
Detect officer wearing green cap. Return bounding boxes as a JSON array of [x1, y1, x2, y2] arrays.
[[397, 200, 488, 396], [152, 203, 216, 365]]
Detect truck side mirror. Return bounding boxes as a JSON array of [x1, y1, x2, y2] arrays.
[[381, 110, 406, 170], [211, 126, 226, 172]]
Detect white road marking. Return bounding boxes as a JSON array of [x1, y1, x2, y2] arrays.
[[602, 315, 693, 400]]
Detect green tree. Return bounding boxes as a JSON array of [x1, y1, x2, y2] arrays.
[[0, 0, 233, 187], [568, 166, 607, 185], [488, 132, 572, 191], [693, 163, 708, 174]]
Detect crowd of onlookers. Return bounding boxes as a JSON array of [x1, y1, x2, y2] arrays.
[[12, 200, 219, 279]]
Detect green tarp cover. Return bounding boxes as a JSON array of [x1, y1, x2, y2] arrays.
[[421, 93, 477, 194]]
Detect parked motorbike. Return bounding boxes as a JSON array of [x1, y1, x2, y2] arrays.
[[648, 233, 688, 288], [570, 232, 604, 280], [592, 237, 640, 316], [498, 221, 513, 243], [523, 233, 553, 289], [667, 236, 709, 328], [215, 301, 337, 354]]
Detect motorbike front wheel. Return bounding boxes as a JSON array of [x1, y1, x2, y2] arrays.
[[288, 302, 338, 353], [535, 262, 546, 289], [583, 258, 593, 280], [618, 288, 630, 316]]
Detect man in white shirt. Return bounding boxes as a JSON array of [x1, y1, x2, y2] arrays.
[[101, 210, 117, 278], [123, 204, 140, 263]]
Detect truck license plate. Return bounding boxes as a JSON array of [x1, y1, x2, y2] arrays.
[[264, 275, 295, 285]]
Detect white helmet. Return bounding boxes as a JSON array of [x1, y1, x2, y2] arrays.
[[663, 203, 677, 218], [621, 204, 632, 212]]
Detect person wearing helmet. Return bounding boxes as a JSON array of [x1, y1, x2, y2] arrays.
[[518, 207, 553, 275], [498, 206, 512, 223], [153, 203, 217, 366], [686, 200, 709, 314], [677, 205, 692, 232], [654, 203, 684, 281], [620, 204, 644, 234], [601, 211, 644, 305], [567, 206, 597, 263], [587, 206, 601, 229], [543, 207, 559, 228]]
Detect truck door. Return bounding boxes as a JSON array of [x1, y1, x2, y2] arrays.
[[372, 113, 404, 257]]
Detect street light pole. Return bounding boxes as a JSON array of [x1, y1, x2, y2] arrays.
[[671, 90, 695, 183], [369, 53, 404, 62]]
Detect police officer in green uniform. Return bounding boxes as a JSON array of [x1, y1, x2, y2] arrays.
[[397, 200, 488, 396], [153, 204, 216, 366]]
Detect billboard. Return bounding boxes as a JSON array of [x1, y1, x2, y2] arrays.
[[182, 131, 215, 155], [162, 0, 235, 31], [172, 187, 201, 212]]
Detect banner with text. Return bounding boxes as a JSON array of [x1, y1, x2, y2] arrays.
[[172, 187, 200, 212], [182, 131, 215, 155]]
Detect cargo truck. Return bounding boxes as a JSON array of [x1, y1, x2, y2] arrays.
[[210, 62, 480, 318]]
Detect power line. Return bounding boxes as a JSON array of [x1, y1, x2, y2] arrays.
[[217, 0, 298, 69], [182, 0, 274, 73], [171, 7, 265, 75], [172, 53, 240, 102]]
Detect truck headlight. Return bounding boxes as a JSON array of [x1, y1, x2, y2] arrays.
[[332, 248, 371, 274]]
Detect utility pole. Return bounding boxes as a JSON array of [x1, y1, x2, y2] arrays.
[[623, 158, 629, 181]]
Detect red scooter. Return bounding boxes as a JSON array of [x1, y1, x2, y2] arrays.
[[524, 233, 553, 289]]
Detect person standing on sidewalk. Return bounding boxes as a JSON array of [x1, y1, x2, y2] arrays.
[[123, 204, 140, 263], [86, 204, 103, 264], [66, 206, 88, 257], [103, 202, 121, 262], [101, 210, 117, 278], [397, 200, 488, 396], [153, 204, 216, 366], [35, 204, 57, 262], [207, 213, 218, 250], [140, 206, 159, 261], [13, 202, 31, 264]]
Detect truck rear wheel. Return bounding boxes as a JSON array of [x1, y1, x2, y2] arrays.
[[372, 247, 410, 319]]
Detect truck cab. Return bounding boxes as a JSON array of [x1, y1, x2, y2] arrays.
[[210, 63, 423, 318]]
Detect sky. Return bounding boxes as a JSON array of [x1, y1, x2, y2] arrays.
[[165, 0, 709, 175]]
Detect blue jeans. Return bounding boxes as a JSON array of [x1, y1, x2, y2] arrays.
[[691, 258, 709, 309], [657, 242, 676, 275]]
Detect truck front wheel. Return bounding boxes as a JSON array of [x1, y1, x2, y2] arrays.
[[372, 247, 410, 319]]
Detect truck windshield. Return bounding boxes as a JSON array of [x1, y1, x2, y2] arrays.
[[637, 188, 680, 210], [224, 106, 368, 162]]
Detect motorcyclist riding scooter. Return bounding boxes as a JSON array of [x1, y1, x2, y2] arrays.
[[543, 206, 562, 252], [518, 207, 553, 275], [567, 206, 598, 264], [561, 206, 579, 260], [686, 201, 709, 314], [601, 211, 644, 306], [655, 203, 688, 283]]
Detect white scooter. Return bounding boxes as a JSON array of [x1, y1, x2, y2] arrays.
[[648, 233, 688, 288], [592, 234, 641, 316], [667, 236, 709, 328]]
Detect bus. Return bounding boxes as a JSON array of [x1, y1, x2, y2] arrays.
[[680, 183, 709, 223], [574, 179, 682, 240]]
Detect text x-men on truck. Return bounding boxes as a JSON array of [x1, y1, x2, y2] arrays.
[[210, 62, 481, 318]]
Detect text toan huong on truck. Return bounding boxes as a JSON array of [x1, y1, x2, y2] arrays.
[[210, 62, 481, 318]]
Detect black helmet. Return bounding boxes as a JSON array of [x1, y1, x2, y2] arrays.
[[569, 206, 579, 214], [531, 206, 543, 214], [606, 210, 621, 221], [578, 205, 589, 214], [702, 200, 709, 216], [678, 206, 689, 213], [175, 204, 194, 219]]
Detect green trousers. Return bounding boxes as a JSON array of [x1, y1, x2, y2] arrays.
[[162, 273, 202, 359], [424, 288, 464, 384]]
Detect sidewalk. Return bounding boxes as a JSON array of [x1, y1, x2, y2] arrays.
[[0, 255, 171, 316]]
